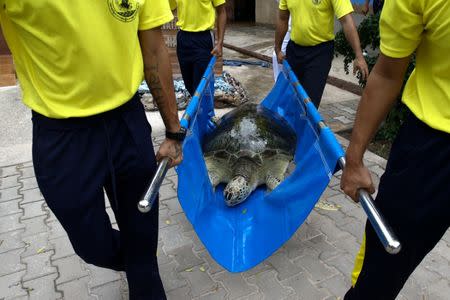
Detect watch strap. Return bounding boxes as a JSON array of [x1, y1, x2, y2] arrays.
[[165, 128, 186, 141]]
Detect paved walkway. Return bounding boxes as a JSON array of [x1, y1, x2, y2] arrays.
[[1, 127, 449, 299]]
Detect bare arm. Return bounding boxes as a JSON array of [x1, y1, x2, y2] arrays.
[[138, 27, 183, 166], [275, 9, 290, 63], [139, 28, 179, 132], [339, 13, 369, 80], [211, 4, 227, 57], [341, 54, 412, 200]]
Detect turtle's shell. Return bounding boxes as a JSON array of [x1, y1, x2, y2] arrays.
[[203, 103, 296, 164]]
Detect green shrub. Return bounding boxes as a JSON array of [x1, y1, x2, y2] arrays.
[[334, 12, 415, 141]]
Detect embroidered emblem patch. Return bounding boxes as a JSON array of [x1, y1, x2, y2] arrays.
[[108, 0, 140, 22]]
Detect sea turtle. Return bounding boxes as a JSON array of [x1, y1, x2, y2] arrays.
[[203, 103, 297, 206]]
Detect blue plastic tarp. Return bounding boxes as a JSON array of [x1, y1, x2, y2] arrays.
[[176, 58, 345, 272]]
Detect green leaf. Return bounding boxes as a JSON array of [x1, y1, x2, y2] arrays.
[[334, 12, 415, 141]]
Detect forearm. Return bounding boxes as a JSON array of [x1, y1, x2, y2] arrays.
[[275, 10, 289, 53], [340, 15, 364, 59], [139, 31, 180, 133], [346, 55, 411, 164], [215, 5, 226, 46], [145, 52, 180, 132]]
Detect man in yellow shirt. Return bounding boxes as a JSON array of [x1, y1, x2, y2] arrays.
[[169, 0, 227, 96], [0, 0, 184, 298], [341, 0, 450, 298], [276, 0, 368, 107]]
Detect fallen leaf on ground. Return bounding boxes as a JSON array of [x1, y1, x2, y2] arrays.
[[315, 200, 341, 211]]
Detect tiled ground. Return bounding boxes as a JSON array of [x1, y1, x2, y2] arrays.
[[1, 133, 449, 299]]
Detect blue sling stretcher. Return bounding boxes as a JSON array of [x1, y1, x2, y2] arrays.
[[138, 57, 401, 273]]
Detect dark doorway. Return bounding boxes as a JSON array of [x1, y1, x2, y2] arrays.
[[0, 30, 11, 55], [229, 0, 255, 22], [235, 0, 255, 22]]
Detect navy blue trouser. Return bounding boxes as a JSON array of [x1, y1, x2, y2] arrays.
[[286, 40, 334, 108], [32, 95, 165, 300], [373, 0, 384, 15], [177, 30, 213, 96], [345, 110, 450, 299]]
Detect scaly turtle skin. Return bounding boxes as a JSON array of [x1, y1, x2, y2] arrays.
[[203, 103, 296, 206]]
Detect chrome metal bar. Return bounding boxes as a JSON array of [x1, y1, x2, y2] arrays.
[[139, 57, 217, 213], [286, 59, 400, 254], [338, 157, 401, 254], [138, 158, 171, 213]]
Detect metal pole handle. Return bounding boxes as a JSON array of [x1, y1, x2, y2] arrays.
[[139, 58, 216, 213], [339, 157, 401, 254], [281, 60, 400, 254], [138, 157, 171, 213]]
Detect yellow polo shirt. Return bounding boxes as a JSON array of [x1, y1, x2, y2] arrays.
[[0, 0, 173, 118], [169, 0, 225, 32], [279, 0, 353, 46], [380, 0, 450, 133]]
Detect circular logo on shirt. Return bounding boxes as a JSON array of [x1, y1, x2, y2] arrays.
[[108, 0, 140, 22], [312, 0, 322, 4]]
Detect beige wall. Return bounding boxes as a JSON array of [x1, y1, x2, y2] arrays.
[[255, 0, 278, 25]]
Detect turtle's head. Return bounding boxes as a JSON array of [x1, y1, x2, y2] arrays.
[[224, 176, 252, 207]]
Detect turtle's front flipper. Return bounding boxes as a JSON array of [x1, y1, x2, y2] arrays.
[[204, 156, 231, 190], [208, 171, 221, 188], [266, 174, 283, 191], [263, 153, 292, 192]]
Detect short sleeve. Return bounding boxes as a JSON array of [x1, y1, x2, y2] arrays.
[[380, 0, 423, 58], [212, 0, 226, 8], [139, 0, 174, 31], [279, 0, 288, 10], [332, 0, 354, 19]]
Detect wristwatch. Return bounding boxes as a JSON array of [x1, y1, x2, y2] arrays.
[[166, 127, 187, 142]]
